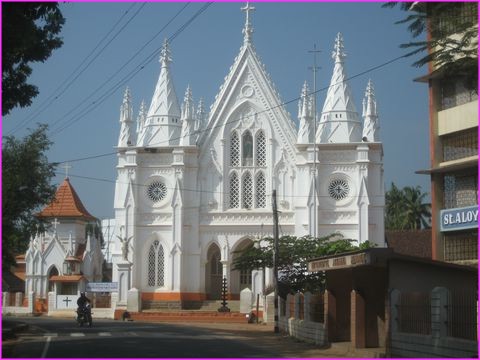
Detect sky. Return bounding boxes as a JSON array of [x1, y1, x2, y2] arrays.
[[3, 2, 431, 220]]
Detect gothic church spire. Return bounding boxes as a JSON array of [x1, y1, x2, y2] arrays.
[[362, 80, 380, 142], [317, 33, 362, 143]]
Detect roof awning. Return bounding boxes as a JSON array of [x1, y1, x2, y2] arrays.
[[416, 156, 478, 175], [49, 275, 85, 282]]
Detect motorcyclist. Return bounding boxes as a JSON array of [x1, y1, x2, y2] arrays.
[[76, 292, 91, 321]]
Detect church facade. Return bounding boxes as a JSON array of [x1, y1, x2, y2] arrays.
[[110, 5, 384, 309]]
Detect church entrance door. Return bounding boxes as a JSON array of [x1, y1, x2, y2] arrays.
[[206, 245, 222, 300]]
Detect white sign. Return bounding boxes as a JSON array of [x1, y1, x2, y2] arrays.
[[440, 206, 478, 232], [86, 282, 118, 292]]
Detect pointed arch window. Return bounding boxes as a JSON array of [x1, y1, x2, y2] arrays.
[[229, 172, 239, 209], [242, 172, 253, 209], [242, 131, 253, 166], [255, 172, 266, 208], [148, 240, 164, 287], [256, 131, 266, 167], [230, 132, 240, 166]]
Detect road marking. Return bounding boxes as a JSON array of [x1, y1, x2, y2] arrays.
[[41, 336, 51, 358], [126, 331, 138, 337], [44, 333, 58, 337], [70, 333, 85, 337], [98, 332, 112, 336]]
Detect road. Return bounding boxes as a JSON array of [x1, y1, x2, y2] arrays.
[[2, 316, 342, 358]]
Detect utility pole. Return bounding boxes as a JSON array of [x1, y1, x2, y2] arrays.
[[272, 189, 280, 334], [308, 44, 321, 239]]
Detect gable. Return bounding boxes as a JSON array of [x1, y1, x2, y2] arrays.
[[199, 45, 297, 165]]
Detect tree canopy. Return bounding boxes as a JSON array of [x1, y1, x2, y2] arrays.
[[233, 234, 373, 295], [385, 183, 431, 230], [2, 2, 65, 116], [384, 2, 478, 89], [2, 124, 58, 270]]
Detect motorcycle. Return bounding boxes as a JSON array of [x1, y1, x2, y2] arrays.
[[76, 303, 93, 327]]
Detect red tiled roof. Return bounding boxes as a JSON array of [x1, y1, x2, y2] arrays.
[[37, 178, 96, 221], [49, 275, 85, 282]]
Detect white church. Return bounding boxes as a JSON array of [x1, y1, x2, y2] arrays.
[[108, 4, 384, 310]]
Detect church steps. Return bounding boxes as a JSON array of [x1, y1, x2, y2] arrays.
[[142, 300, 240, 312], [115, 310, 246, 323]]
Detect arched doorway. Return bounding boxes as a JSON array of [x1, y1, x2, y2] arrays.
[[48, 266, 59, 293], [230, 238, 254, 296], [205, 244, 222, 300]]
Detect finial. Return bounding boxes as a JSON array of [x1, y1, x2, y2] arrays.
[[123, 86, 131, 103], [241, 2, 256, 44], [332, 32, 346, 62], [160, 38, 172, 67], [182, 85, 194, 120], [364, 79, 377, 117]]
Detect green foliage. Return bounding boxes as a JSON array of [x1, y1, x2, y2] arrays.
[[2, 124, 57, 270], [85, 219, 105, 249], [383, 2, 478, 90], [233, 234, 373, 294], [385, 182, 431, 230], [2, 2, 65, 115]]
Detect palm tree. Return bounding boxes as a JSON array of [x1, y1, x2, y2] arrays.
[[402, 186, 431, 230], [385, 183, 431, 230]]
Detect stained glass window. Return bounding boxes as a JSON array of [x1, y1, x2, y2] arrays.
[[242, 131, 253, 166], [148, 240, 165, 287]]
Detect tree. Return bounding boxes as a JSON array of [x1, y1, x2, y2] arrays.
[[2, 124, 58, 270], [383, 2, 478, 90], [385, 183, 431, 230], [2, 2, 65, 116], [233, 234, 373, 295]]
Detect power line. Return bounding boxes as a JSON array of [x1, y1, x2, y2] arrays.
[[53, 50, 409, 164], [48, 3, 211, 137], [7, 3, 144, 136]]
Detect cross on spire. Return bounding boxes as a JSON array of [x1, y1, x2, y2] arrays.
[[241, 2, 255, 44], [62, 162, 72, 179]]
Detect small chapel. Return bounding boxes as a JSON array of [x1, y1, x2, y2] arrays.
[[109, 4, 384, 310], [24, 177, 104, 312]]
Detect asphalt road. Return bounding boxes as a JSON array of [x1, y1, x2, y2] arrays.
[[2, 316, 343, 358]]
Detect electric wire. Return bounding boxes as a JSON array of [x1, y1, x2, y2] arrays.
[[7, 3, 144, 136], [48, 3, 211, 137]]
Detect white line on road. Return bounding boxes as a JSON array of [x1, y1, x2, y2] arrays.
[[70, 333, 86, 337], [41, 336, 51, 358], [98, 332, 112, 336]]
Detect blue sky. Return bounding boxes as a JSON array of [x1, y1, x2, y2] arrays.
[[3, 2, 431, 219]]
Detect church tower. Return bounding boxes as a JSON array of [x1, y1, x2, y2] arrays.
[[137, 39, 181, 147]]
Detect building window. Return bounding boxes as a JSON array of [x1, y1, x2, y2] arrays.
[[444, 230, 478, 262], [439, 76, 478, 110], [256, 131, 266, 167], [148, 240, 164, 287], [240, 269, 251, 290], [242, 131, 253, 166], [442, 128, 478, 162], [229, 172, 239, 208], [242, 172, 253, 209], [210, 253, 222, 275], [230, 132, 239, 166], [255, 172, 266, 208], [443, 170, 478, 209]]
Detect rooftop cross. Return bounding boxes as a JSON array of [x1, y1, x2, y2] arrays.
[[241, 2, 255, 44], [62, 162, 72, 179], [52, 218, 61, 230]]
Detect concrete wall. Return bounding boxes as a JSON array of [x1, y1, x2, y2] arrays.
[[278, 293, 327, 346]]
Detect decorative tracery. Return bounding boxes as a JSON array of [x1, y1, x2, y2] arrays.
[[255, 172, 266, 208], [242, 172, 253, 209], [148, 240, 165, 287], [229, 172, 239, 208], [242, 131, 253, 166], [256, 130, 266, 167], [230, 132, 240, 166]]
